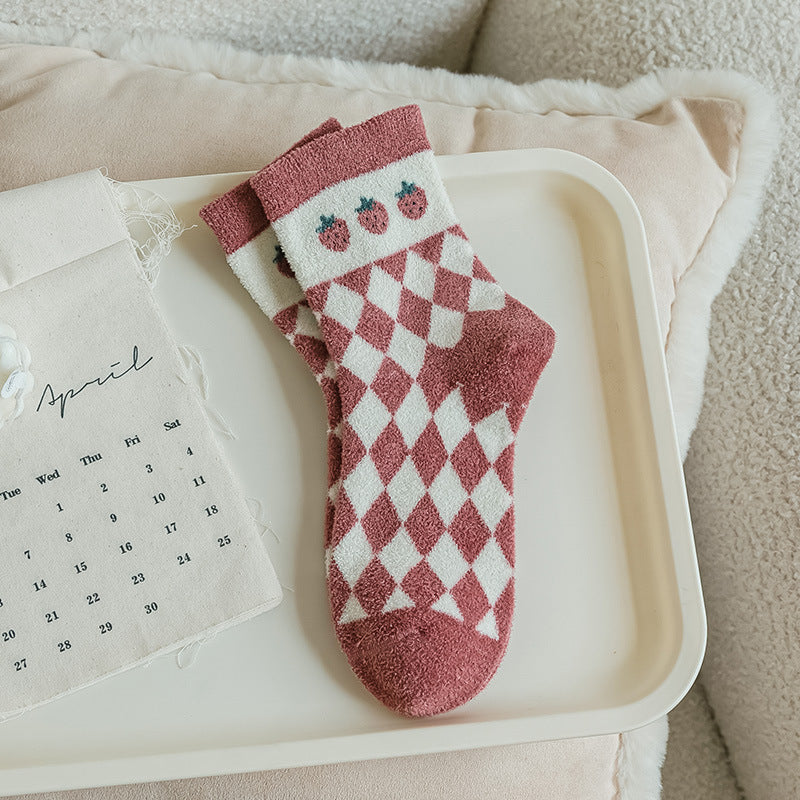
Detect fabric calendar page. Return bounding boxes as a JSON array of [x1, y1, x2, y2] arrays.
[[0, 171, 282, 718]]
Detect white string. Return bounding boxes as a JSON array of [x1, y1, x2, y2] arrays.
[[177, 345, 236, 440], [105, 176, 188, 287]]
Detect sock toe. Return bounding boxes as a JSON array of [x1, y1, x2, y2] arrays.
[[337, 609, 504, 717]]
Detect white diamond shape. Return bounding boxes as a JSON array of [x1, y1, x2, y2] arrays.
[[379, 528, 422, 582], [348, 389, 391, 450], [471, 469, 512, 531], [387, 324, 427, 379], [475, 609, 499, 639], [403, 250, 436, 300], [426, 532, 469, 589], [428, 461, 468, 525], [332, 524, 373, 587], [472, 538, 513, 604], [339, 594, 368, 624], [342, 457, 384, 518], [473, 409, 514, 463], [386, 458, 426, 520], [382, 586, 415, 613], [428, 305, 464, 349], [394, 383, 431, 448], [323, 282, 364, 330], [295, 303, 322, 337], [439, 232, 475, 276], [367, 267, 402, 319], [341, 334, 384, 384], [433, 389, 471, 453], [468, 279, 505, 312], [431, 592, 463, 621]]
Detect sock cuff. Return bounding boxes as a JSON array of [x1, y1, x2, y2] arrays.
[[251, 105, 431, 221], [200, 117, 343, 254], [199, 180, 267, 255]]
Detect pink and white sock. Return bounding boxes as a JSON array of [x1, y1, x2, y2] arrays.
[[252, 106, 556, 716], [199, 119, 344, 541]]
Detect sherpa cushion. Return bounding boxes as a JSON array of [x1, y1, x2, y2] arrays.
[[0, 24, 776, 800]]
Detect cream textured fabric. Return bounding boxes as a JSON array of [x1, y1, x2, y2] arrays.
[[474, 2, 799, 799], [0, 0, 486, 71], [0, 170, 282, 718]]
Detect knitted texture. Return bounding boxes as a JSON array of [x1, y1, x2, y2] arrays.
[[252, 106, 555, 716]]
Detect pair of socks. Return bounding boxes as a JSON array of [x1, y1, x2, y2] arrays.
[[200, 106, 555, 717]]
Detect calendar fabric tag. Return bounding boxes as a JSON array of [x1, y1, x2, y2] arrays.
[[0, 171, 282, 718]]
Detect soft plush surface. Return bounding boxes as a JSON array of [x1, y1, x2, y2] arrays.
[[0, 21, 776, 799], [11, 735, 624, 800], [661, 684, 740, 800], [0, 0, 486, 71], [474, 2, 798, 798]]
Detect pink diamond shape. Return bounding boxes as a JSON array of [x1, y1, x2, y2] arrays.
[[415, 349, 453, 412], [494, 447, 515, 491], [405, 494, 445, 554], [446, 224, 468, 241], [410, 231, 445, 264], [320, 377, 341, 428], [495, 509, 515, 566], [410, 421, 448, 487], [397, 287, 432, 339], [353, 558, 395, 616], [362, 491, 401, 551], [272, 304, 298, 337], [337, 264, 372, 295], [449, 500, 491, 563], [433, 269, 471, 311], [402, 559, 446, 607], [294, 334, 330, 374], [336, 367, 367, 416], [369, 421, 407, 484], [375, 250, 407, 281], [328, 563, 352, 623], [329, 493, 357, 548], [372, 359, 413, 413], [327, 430, 342, 482], [339, 423, 366, 478], [319, 315, 354, 359], [471, 257, 493, 282], [451, 430, 491, 492], [304, 281, 330, 310], [356, 300, 395, 352], [451, 570, 491, 626]]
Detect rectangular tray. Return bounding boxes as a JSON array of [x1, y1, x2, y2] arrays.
[[0, 149, 705, 795]]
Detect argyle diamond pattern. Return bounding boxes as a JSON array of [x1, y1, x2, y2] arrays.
[[324, 228, 515, 640], [273, 299, 342, 547]]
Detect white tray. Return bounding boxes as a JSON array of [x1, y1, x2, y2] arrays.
[[0, 149, 705, 795]]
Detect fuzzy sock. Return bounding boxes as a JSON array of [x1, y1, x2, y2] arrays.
[[251, 106, 556, 716], [199, 119, 344, 543]]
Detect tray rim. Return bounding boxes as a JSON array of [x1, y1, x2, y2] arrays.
[[0, 148, 706, 795]]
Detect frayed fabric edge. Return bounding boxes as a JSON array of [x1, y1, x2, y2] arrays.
[[104, 173, 187, 287]]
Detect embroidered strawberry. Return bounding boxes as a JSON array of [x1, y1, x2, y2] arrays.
[[395, 181, 427, 220], [316, 214, 350, 252], [355, 196, 389, 234], [273, 244, 295, 278]]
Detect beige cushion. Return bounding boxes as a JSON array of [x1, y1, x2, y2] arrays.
[[0, 25, 776, 800]]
